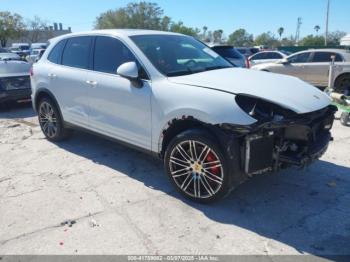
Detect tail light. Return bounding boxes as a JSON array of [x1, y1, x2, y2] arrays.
[[29, 66, 33, 77], [245, 58, 250, 69]]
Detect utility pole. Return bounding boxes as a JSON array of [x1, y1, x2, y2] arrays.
[[325, 0, 330, 46], [295, 17, 302, 45]]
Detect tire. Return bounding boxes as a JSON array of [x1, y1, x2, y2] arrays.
[[334, 75, 350, 95], [164, 129, 235, 203], [38, 97, 72, 141], [340, 112, 350, 126]]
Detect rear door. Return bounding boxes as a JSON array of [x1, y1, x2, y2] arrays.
[[48, 36, 93, 127], [306, 51, 343, 87]]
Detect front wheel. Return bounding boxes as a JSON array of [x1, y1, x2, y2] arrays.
[[38, 97, 72, 141], [164, 129, 232, 203]]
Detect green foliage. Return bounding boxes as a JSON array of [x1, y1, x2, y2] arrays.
[[227, 29, 253, 47], [277, 27, 284, 39], [95, 2, 164, 30], [327, 31, 347, 46], [254, 32, 280, 48], [170, 21, 199, 37], [300, 35, 325, 46], [0, 11, 25, 47], [95, 1, 200, 37]]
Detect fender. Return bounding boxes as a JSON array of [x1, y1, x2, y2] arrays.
[[33, 88, 64, 122]]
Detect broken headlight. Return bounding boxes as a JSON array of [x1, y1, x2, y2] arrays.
[[235, 94, 297, 122]]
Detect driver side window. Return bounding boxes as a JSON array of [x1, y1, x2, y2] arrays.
[[288, 52, 311, 63]]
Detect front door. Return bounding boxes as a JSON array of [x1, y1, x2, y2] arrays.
[[86, 36, 152, 150]]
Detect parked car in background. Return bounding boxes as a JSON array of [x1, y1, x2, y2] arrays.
[[236, 47, 260, 58], [210, 45, 246, 68], [10, 43, 30, 57], [31, 30, 336, 203], [0, 53, 31, 104], [252, 49, 350, 94], [30, 43, 48, 50], [27, 49, 46, 63], [248, 51, 288, 67]]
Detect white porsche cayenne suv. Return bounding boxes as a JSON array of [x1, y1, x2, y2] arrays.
[[31, 30, 336, 203]]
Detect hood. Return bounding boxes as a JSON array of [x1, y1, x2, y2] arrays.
[[0, 60, 31, 77], [168, 68, 331, 114]]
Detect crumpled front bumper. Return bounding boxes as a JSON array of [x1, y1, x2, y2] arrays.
[[222, 105, 337, 175]]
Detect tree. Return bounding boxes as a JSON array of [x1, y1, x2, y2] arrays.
[[300, 35, 325, 46], [170, 21, 199, 37], [314, 25, 320, 34], [95, 2, 199, 37], [280, 36, 295, 46], [26, 16, 49, 43], [213, 29, 224, 43], [95, 2, 165, 30], [277, 27, 284, 39], [327, 31, 347, 46], [254, 32, 280, 48], [202, 26, 208, 41], [0, 11, 25, 47], [227, 29, 253, 47]]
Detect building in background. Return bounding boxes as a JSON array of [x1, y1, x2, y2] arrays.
[[340, 34, 350, 46], [7, 23, 72, 46]]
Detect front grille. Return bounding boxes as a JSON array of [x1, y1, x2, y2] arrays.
[[0, 76, 30, 90]]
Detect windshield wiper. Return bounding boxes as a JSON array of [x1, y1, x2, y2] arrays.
[[167, 70, 194, 77], [204, 65, 232, 72]]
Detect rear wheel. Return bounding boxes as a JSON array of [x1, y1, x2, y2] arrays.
[[38, 97, 72, 141], [164, 129, 232, 203]]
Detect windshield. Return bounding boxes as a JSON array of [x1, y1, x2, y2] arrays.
[[131, 34, 232, 77]]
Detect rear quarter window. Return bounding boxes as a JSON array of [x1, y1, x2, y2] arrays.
[[47, 40, 66, 64], [62, 36, 93, 69]]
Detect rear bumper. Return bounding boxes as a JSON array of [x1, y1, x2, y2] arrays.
[[0, 88, 31, 103], [0, 75, 31, 103]]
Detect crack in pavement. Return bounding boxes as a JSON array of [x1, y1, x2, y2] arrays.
[[0, 211, 104, 246]]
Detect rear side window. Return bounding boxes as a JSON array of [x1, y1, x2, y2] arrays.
[[48, 40, 66, 64], [288, 52, 311, 63], [311, 52, 343, 62], [93, 36, 136, 74], [212, 47, 243, 59], [251, 53, 266, 60], [266, 52, 283, 59], [62, 37, 92, 69]]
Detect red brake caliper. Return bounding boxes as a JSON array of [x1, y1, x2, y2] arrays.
[[206, 152, 220, 175]]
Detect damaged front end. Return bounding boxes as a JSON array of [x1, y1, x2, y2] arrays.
[[222, 95, 337, 175]]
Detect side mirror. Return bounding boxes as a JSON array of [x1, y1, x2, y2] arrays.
[[117, 61, 143, 87], [278, 58, 290, 65]]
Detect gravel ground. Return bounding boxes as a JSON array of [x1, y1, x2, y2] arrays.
[[0, 102, 349, 256]]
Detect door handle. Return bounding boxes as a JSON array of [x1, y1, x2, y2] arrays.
[[86, 80, 98, 87], [48, 73, 57, 79]]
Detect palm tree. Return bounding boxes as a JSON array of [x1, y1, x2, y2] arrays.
[[202, 26, 208, 41], [314, 25, 321, 35], [277, 27, 284, 40]]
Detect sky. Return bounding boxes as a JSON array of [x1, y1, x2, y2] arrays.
[[1, 0, 349, 38]]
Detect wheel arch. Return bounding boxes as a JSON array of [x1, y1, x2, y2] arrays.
[[159, 116, 223, 159], [34, 88, 63, 120], [334, 72, 350, 86]]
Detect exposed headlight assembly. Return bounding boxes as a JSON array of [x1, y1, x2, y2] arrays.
[[235, 94, 297, 122]]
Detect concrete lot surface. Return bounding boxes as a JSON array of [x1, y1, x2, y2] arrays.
[[0, 103, 349, 256]]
